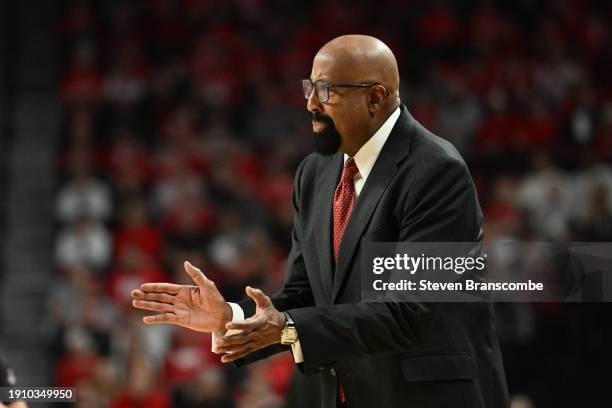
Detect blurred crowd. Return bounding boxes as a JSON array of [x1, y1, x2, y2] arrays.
[[50, 0, 611, 407]]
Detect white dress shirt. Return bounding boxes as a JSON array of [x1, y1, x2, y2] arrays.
[[213, 107, 401, 363]]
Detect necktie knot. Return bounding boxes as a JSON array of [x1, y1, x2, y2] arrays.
[[341, 158, 359, 184]]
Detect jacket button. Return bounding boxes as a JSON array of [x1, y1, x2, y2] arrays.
[[330, 368, 336, 376]]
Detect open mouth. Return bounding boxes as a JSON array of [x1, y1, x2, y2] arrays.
[[312, 121, 328, 132]]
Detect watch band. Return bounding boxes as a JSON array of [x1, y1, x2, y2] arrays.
[[281, 312, 298, 345], [284, 311, 295, 326]]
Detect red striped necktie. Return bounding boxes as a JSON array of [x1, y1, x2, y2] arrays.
[[331, 157, 359, 405]]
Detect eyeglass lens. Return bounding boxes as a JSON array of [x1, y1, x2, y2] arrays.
[[302, 80, 328, 102]]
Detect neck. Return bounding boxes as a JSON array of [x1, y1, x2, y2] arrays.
[[343, 104, 399, 156], [343, 136, 368, 157]]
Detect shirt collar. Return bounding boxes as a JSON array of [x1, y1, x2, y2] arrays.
[[344, 106, 401, 183]]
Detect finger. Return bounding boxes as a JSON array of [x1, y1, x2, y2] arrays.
[[140, 282, 181, 294], [184, 261, 210, 288], [215, 336, 254, 353], [132, 289, 174, 302], [142, 313, 177, 325], [131, 289, 145, 298], [137, 292, 175, 304], [132, 300, 174, 313], [215, 332, 253, 349], [221, 348, 255, 363], [219, 342, 255, 358], [245, 286, 271, 309], [226, 316, 264, 331]]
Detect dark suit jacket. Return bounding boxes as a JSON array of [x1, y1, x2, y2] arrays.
[[238, 105, 509, 408]]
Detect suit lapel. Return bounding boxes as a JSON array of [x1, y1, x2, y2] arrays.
[[332, 106, 415, 302], [314, 153, 343, 301]]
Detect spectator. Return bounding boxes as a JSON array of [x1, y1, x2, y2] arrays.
[[517, 153, 572, 240], [171, 367, 232, 408], [56, 163, 112, 224], [47, 263, 118, 355], [575, 183, 612, 240], [107, 247, 167, 309], [55, 218, 112, 271], [54, 326, 101, 388], [110, 354, 171, 408], [114, 198, 162, 259]]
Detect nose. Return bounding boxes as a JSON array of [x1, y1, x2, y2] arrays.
[[307, 87, 322, 113]]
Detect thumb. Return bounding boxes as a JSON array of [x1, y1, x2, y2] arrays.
[[184, 261, 208, 288], [246, 286, 270, 309]]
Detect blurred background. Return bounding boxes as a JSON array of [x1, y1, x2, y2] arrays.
[[0, 0, 611, 407]]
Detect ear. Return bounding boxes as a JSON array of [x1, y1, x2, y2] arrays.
[[368, 85, 387, 114]]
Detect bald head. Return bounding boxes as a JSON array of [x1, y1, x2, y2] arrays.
[[307, 35, 402, 156], [315, 35, 400, 106]]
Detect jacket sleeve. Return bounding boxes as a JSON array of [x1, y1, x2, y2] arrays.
[[286, 156, 483, 375]]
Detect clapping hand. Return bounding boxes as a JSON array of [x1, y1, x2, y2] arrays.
[[131, 261, 232, 333], [214, 286, 286, 363]]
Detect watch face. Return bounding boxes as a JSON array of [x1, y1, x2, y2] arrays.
[[281, 327, 298, 344]]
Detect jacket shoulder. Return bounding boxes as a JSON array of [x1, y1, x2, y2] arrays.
[[408, 119, 469, 173], [291, 152, 331, 200]]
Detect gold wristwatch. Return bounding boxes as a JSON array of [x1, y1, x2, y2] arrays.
[[280, 312, 298, 345]]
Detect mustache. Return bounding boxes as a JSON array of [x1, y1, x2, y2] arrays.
[[312, 112, 334, 125]]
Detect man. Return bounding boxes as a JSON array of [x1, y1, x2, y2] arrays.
[[132, 35, 509, 407]]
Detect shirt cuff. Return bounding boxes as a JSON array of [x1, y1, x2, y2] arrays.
[[211, 302, 244, 353]]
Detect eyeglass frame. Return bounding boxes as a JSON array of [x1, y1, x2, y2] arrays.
[[302, 78, 387, 103]]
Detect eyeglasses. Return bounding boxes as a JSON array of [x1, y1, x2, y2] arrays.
[[302, 79, 380, 103]]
